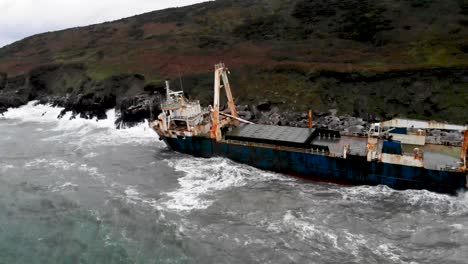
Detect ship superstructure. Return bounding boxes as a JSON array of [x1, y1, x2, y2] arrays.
[[154, 81, 209, 138], [153, 63, 251, 139], [152, 63, 468, 194]]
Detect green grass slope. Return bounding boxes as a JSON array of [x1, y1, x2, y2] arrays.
[[0, 0, 467, 122]]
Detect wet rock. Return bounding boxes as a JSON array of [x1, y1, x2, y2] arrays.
[[269, 112, 281, 125], [257, 113, 271, 125], [0, 91, 29, 112], [429, 129, 442, 137], [115, 95, 163, 129], [270, 106, 280, 114], [327, 116, 341, 130], [237, 105, 249, 112], [238, 110, 253, 121], [279, 119, 289, 126], [444, 131, 462, 142], [0, 72, 6, 90], [256, 101, 271, 111], [348, 125, 365, 134], [249, 105, 261, 120], [345, 116, 366, 127], [313, 110, 328, 117], [52, 93, 117, 121]]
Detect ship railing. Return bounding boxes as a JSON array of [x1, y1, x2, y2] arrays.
[[161, 100, 201, 110], [171, 111, 207, 121], [407, 130, 426, 136], [439, 164, 462, 172], [171, 114, 202, 121], [161, 102, 182, 109], [224, 139, 337, 157]]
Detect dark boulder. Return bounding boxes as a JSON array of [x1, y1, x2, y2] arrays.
[[0, 72, 6, 90], [52, 93, 116, 120], [115, 94, 164, 128], [238, 110, 253, 121], [256, 101, 272, 111], [0, 74, 31, 113]]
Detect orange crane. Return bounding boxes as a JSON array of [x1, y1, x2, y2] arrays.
[[210, 63, 240, 141]]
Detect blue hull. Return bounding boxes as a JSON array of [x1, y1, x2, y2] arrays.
[[163, 136, 467, 194]]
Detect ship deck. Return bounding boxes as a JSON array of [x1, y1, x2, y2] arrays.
[[313, 136, 462, 169], [402, 144, 462, 170], [225, 124, 463, 171], [225, 124, 315, 149], [311, 136, 368, 157]]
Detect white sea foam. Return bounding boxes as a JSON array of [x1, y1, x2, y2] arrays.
[[163, 157, 293, 211], [78, 164, 106, 181], [341, 230, 368, 257], [268, 211, 340, 250], [0, 164, 15, 173], [25, 158, 75, 170], [2, 101, 63, 122], [339, 185, 397, 201], [51, 182, 79, 193], [118, 185, 158, 208], [25, 158, 106, 182], [2, 101, 160, 146], [265, 210, 410, 263], [450, 223, 464, 230], [83, 152, 99, 159], [410, 190, 468, 216], [376, 244, 404, 263], [124, 186, 143, 205], [337, 185, 468, 216]]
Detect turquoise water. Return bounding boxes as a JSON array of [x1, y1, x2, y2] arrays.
[[1, 103, 468, 264]]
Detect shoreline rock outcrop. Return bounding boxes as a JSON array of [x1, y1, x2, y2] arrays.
[[0, 63, 466, 135]]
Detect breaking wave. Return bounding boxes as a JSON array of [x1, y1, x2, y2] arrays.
[[1, 101, 159, 146], [162, 157, 294, 211], [0, 163, 15, 173], [336, 185, 468, 216], [3, 101, 468, 263], [159, 154, 468, 215], [24, 157, 107, 190], [264, 210, 408, 262]]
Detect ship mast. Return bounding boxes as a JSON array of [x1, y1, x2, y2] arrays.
[[462, 131, 468, 171], [210, 63, 239, 141]]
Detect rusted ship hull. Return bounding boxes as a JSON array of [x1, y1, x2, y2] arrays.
[[162, 136, 468, 195], [152, 63, 468, 195]]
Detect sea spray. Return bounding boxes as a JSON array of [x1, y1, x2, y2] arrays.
[[1, 101, 158, 146]]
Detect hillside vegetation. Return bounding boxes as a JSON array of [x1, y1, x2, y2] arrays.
[[0, 0, 467, 123]]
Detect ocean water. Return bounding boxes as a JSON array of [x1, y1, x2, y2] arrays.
[[1, 102, 468, 264]]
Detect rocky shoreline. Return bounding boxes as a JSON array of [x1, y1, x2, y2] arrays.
[[0, 64, 465, 145], [237, 102, 464, 145], [0, 64, 163, 127], [1, 93, 464, 146]]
